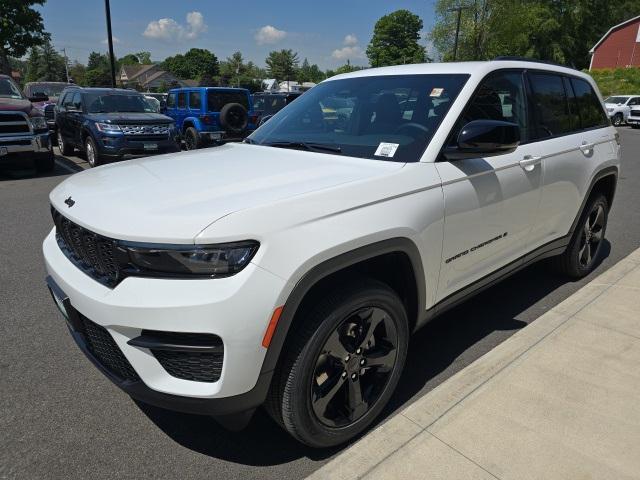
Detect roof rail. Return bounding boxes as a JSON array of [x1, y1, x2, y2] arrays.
[[493, 56, 575, 69]]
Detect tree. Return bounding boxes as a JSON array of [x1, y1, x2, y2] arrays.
[[163, 48, 219, 80], [85, 51, 111, 87], [24, 38, 66, 82], [118, 53, 140, 66], [265, 49, 299, 81], [0, 0, 48, 75], [366, 10, 426, 67], [135, 51, 152, 64], [68, 61, 86, 85], [334, 63, 366, 75]]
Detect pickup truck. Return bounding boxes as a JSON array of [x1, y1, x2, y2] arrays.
[[0, 74, 54, 172]]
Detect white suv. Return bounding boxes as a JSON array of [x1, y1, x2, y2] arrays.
[[604, 95, 640, 126], [43, 60, 619, 448]]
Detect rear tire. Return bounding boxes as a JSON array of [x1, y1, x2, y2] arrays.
[[552, 194, 608, 279], [184, 127, 201, 150], [266, 278, 408, 448]]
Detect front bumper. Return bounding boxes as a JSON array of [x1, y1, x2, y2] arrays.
[[0, 131, 51, 160], [96, 133, 180, 157], [627, 116, 640, 125], [43, 229, 286, 414]]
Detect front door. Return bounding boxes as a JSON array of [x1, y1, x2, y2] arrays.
[[435, 70, 543, 302]]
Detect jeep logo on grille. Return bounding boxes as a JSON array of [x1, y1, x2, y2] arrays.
[[64, 196, 75, 208]]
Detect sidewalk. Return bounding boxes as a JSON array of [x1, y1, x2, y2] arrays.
[[309, 248, 640, 480]]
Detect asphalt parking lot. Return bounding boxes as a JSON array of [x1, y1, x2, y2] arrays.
[[1, 129, 639, 480]]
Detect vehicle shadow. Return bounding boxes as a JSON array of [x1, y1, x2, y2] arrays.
[[136, 241, 610, 466], [0, 154, 83, 181]]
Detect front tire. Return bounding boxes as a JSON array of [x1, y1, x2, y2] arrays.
[[553, 194, 608, 278], [84, 136, 102, 167], [612, 113, 623, 126], [266, 278, 408, 448], [58, 131, 73, 155], [184, 127, 201, 150]]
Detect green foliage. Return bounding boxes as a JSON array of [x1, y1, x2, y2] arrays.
[[0, 0, 48, 75], [430, 0, 640, 69], [68, 61, 86, 85], [118, 54, 140, 66], [85, 51, 112, 87], [366, 10, 426, 67], [24, 38, 66, 82], [163, 48, 219, 80], [297, 58, 325, 83], [218, 51, 265, 89], [589, 68, 640, 98], [265, 49, 299, 80]]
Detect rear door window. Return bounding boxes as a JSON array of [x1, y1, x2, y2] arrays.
[[177, 92, 186, 109], [189, 91, 201, 110], [207, 91, 249, 112], [528, 73, 573, 138], [570, 78, 609, 129]]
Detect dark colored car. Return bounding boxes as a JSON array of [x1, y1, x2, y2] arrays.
[[24, 81, 71, 137], [252, 92, 302, 125], [55, 87, 180, 167], [0, 74, 54, 172], [164, 87, 257, 149]]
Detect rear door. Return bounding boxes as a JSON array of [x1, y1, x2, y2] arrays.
[[526, 72, 614, 249], [435, 70, 544, 301]]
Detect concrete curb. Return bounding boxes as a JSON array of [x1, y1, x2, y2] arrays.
[[308, 248, 640, 480]]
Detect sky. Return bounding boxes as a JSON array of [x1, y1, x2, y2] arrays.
[[37, 0, 438, 70]]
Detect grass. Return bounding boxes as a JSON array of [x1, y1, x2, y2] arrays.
[[587, 68, 640, 97]]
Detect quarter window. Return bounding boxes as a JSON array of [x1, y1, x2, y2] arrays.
[[528, 73, 572, 138], [570, 78, 609, 129], [189, 91, 201, 109]]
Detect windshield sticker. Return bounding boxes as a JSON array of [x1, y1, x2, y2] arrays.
[[374, 142, 400, 158], [430, 88, 444, 97]]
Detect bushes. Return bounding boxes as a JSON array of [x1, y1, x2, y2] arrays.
[[588, 68, 640, 97]]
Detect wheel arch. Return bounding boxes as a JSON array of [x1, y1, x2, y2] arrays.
[[260, 237, 426, 376], [182, 117, 201, 133], [569, 166, 618, 235]]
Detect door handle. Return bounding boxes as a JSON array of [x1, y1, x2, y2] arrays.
[[580, 142, 595, 155], [519, 155, 542, 172]]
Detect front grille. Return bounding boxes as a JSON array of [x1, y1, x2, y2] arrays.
[[0, 112, 30, 136], [44, 104, 55, 120], [52, 208, 120, 287], [631, 110, 640, 117], [120, 124, 170, 136], [81, 316, 140, 381], [145, 331, 224, 383]]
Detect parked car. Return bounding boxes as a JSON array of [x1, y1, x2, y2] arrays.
[[143, 95, 161, 113], [44, 59, 619, 448], [24, 81, 71, 138], [603, 95, 640, 126], [165, 87, 257, 149], [55, 87, 179, 167], [0, 74, 54, 172], [252, 92, 302, 125]]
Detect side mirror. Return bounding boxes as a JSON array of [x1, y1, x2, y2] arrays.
[[29, 92, 49, 102], [443, 119, 520, 160]]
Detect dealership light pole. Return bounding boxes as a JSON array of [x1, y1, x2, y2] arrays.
[[104, 0, 116, 87]]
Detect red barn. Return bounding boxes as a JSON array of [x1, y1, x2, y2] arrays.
[[590, 15, 640, 70]]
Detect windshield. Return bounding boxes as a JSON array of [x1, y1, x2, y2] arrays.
[[604, 96, 629, 104], [85, 93, 156, 113], [249, 74, 469, 162], [0, 78, 24, 99], [26, 83, 67, 97]]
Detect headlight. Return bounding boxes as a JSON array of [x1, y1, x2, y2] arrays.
[[30, 116, 48, 130], [607, 108, 614, 113], [121, 240, 259, 277], [95, 122, 122, 133]]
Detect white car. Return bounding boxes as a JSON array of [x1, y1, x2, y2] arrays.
[[604, 95, 640, 126], [43, 59, 620, 448]]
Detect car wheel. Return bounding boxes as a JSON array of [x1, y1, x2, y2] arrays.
[[184, 127, 201, 150], [552, 194, 608, 279], [35, 150, 55, 173], [84, 136, 102, 167], [612, 113, 623, 126], [58, 131, 73, 155], [266, 278, 408, 448]]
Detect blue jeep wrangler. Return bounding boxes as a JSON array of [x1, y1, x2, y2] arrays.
[[165, 87, 257, 149]]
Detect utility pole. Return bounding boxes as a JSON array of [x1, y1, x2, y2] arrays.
[[61, 48, 70, 83], [104, 0, 116, 87], [448, 5, 469, 61]]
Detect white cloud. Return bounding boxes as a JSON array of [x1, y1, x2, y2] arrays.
[[332, 34, 365, 61], [143, 11, 207, 42], [343, 34, 358, 47], [255, 25, 287, 45], [101, 36, 121, 45]]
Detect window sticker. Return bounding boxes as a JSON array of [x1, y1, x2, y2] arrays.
[[430, 88, 444, 97], [374, 142, 400, 158]]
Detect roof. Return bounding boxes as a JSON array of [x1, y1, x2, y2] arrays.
[[168, 86, 250, 93], [142, 70, 175, 85], [589, 15, 640, 53], [120, 64, 157, 80], [62, 86, 142, 94]]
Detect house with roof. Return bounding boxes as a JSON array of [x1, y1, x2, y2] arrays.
[[590, 15, 640, 70], [119, 64, 196, 91]]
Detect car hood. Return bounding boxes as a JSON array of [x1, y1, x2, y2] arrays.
[[84, 112, 173, 123], [0, 97, 33, 114], [49, 143, 403, 243]]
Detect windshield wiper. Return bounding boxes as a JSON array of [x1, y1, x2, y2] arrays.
[[265, 141, 342, 153]]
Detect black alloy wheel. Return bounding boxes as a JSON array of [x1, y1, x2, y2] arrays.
[[577, 203, 605, 269], [311, 306, 398, 427], [612, 113, 623, 126]]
